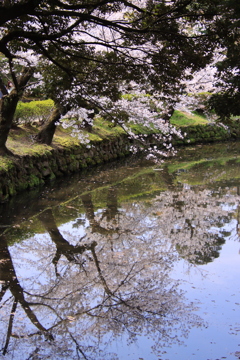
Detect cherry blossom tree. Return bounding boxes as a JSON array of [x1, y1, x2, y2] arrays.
[[1, 0, 232, 156], [208, 0, 240, 120]]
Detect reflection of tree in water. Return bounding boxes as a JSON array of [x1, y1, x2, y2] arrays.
[[83, 184, 238, 265], [81, 190, 119, 233], [176, 234, 225, 265], [72, 186, 119, 232], [0, 206, 202, 359], [151, 186, 239, 264], [0, 179, 239, 359]]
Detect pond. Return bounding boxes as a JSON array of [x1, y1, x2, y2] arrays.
[[0, 142, 240, 360]]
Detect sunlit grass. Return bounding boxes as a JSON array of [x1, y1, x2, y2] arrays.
[[170, 110, 209, 127]]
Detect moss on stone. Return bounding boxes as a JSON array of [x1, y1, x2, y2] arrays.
[[0, 157, 15, 171]]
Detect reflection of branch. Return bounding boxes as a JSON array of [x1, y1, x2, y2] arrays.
[[25, 347, 40, 360], [90, 245, 143, 316], [90, 245, 113, 296], [38, 209, 96, 275], [0, 283, 9, 302], [3, 300, 18, 355], [113, 263, 136, 294], [68, 331, 89, 360], [0, 234, 53, 354]]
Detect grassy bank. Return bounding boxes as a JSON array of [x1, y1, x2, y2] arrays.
[[3, 108, 208, 158], [1, 105, 239, 200], [0, 105, 236, 176]]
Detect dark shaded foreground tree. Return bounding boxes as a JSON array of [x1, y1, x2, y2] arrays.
[[208, 0, 240, 119], [0, 0, 238, 155], [0, 66, 34, 155]]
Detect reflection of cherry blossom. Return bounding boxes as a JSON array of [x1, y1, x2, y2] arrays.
[[1, 153, 240, 359], [0, 208, 202, 360]]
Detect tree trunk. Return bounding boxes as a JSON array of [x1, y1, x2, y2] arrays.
[[0, 91, 19, 156], [35, 107, 61, 145], [35, 103, 71, 145], [0, 67, 34, 156]]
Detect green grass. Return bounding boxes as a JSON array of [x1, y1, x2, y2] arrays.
[[4, 124, 54, 157], [93, 117, 125, 138], [170, 110, 209, 127]]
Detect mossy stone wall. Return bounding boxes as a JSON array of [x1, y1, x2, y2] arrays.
[[173, 123, 232, 145], [0, 134, 131, 202]]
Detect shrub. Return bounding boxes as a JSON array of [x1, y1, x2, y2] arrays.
[[14, 99, 55, 126]]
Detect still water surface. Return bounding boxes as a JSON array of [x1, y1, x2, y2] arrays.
[[0, 142, 240, 360]]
